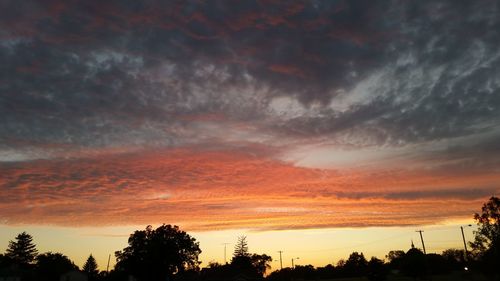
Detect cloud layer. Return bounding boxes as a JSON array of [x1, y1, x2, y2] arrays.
[[1, 0, 500, 229], [1, 147, 498, 230]]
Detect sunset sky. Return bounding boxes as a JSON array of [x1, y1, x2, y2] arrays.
[[1, 0, 499, 271]]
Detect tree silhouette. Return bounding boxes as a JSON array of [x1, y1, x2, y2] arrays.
[[343, 252, 368, 277], [367, 257, 388, 281], [0, 254, 11, 267], [250, 253, 272, 276], [221, 236, 272, 278], [385, 250, 405, 272], [83, 254, 99, 280], [35, 252, 78, 281], [425, 253, 451, 275], [315, 264, 337, 280], [293, 265, 317, 280], [441, 248, 465, 269], [401, 248, 426, 279], [266, 267, 294, 281], [5, 232, 38, 265], [385, 250, 405, 263], [115, 224, 201, 281], [470, 196, 499, 278], [233, 236, 249, 257]]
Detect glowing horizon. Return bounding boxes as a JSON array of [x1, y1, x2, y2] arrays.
[[0, 221, 478, 272]]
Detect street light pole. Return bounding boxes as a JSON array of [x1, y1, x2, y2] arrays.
[[460, 225, 472, 261], [278, 251, 283, 270], [291, 257, 299, 269]]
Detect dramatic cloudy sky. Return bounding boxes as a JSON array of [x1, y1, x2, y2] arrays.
[[1, 0, 500, 238]]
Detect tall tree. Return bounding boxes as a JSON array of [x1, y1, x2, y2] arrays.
[[5, 232, 38, 265], [230, 236, 272, 278], [83, 254, 99, 277], [470, 196, 499, 278], [115, 224, 201, 281], [233, 236, 249, 258], [471, 196, 500, 253]]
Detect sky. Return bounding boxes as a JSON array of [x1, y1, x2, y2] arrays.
[[1, 0, 499, 271]]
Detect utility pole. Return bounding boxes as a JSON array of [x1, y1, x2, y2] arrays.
[[416, 230, 426, 254], [460, 225, 472, 261], [277, 251, 283, 270], [222, 243, 230, 264], [106, 254, 111, 273]]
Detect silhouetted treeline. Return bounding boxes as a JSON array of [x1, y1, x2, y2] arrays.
[[0, 232, 483, 281], [1, 196, 499, 281], [266, 248, 469, 281]]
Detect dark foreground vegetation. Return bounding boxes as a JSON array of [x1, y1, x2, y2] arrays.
[[1, 197, 499, 281]]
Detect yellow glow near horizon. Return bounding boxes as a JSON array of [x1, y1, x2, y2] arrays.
[[0, 219, 477, 272]]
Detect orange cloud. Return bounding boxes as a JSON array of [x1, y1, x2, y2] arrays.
[[0, 146, 497, 231]]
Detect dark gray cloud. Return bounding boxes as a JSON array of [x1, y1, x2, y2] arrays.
[[1, 0, 500, 164], [331, 186, 500, 201]]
